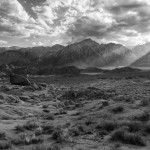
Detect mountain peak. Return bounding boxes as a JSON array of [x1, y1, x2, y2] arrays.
[[81, 38, 95, 43]]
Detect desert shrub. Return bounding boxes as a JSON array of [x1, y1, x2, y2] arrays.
[[45, 114, 55, 120], [113, 95, 134, 103], [70, 127, 80, 136], [110, 128, 146, 146], [134, 111, 150, 122], [96, 120, 118, 132], [77, 125, 85, 132], [111, 106, 124, 113], [1, 116, 11, 120], [54, 109, 67, 116], [12, 133, 43, 145], [43, 109, 50, 113], [31, 143, 60, 150], [75, 124, 93, 135], [59, 109, 67, 115], [52, 127, 64, 143], [15, 125, 25, 133], [140, 99, 150, 106], [30, 136, 43, 144], [109, 143, 121, 150], [0, 132, 6, 140], [24, 121, 39, 131], [52, 126, 70, 143], [71, 112, 81, 116], [101, 101, 109, 107], [42, 105, 49, 109], [35, 127, 43, 136], [0, 141, 12, 149], [85, 119, 93, 126], [119, 121, 142, 132], [96, 130, 108, 140], [143, 122, 150, 134], [42, 125, 54, 134]]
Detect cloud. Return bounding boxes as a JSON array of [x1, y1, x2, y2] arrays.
[[1, 0, 150, 47], [0, 0, 50, 37], [32, 41, 44, 46], [60, 0, 150, 46], [0, 40, 8, 45]]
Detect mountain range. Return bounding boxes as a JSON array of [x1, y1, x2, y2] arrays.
[[0, 39, 150, 68]]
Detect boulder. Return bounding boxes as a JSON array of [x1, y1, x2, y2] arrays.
[[10, 74, 31, 86]]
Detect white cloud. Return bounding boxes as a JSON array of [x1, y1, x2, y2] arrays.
[[1, 0, 150, 46], [32, 41, 44, 46], [32, 5, 56, 24], [0, 40, 8, 45]]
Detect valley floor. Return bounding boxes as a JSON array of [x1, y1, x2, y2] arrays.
[[0, 74, 150, 150]]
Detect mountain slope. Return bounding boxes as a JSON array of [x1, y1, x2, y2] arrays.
[[0, 50, 31, 66], [20, 45, 64, 58], [40, 39, 131, 68], [0, 45, 64, 66], [125, 43, 150, 65], [42, 44, 64, 58], [129, 43, 150, 67], [131, 52, 150, 67]]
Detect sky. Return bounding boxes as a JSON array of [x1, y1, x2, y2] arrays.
[[0, 0, 150, 47]]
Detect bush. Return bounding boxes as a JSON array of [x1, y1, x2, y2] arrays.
[[110, 128, 146, 146], [12, 133, 43, 145], [70, 127, 80, 136], [24, 121, 39, 131], [42, 125, 54, 134], [134, 111, 150, 122], [52, 127, 64, 143], [35, 127, 43, 136], [143, 122, 150, 134], [111, 106, 124, 113], [42, 105, 49, 109], [31, 143, 60, 150], [52, 126, 70, 143], [45, 114, 55, 120], [0, 141, 12, 149], [140, 99, 149, 106], [0, 132, 6, 140], [15, 125, 25, 133], [43, 109, 50, 113], [119, 121, 142, 132], [96, 120, 118, 132], [85, 120, 93, 126]]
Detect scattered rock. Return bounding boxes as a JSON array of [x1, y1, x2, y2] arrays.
[[38, 83, 47, 88], [0, 93, 20, 103], [19, 96, 30, 102], [10, 74, 31, 86], [101, 100, 109, 107], [0, 85, 11, 91], [32, 82, 39, 90], [22, 86, 35, 91]]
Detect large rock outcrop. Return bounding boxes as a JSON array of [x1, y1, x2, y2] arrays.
[[10, 74, 31, 86]]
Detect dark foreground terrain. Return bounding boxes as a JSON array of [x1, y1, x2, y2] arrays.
[[0, 71, 150, 150]]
